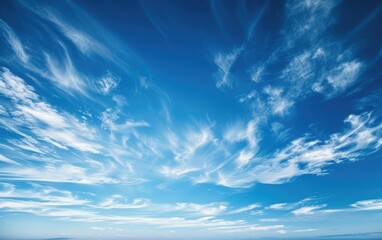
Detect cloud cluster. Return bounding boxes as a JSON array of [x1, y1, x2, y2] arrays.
[[161, 111, 382, 187], [0, 183, 287, 234]]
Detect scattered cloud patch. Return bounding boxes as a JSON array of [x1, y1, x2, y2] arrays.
[[97, 71, 120, 95]]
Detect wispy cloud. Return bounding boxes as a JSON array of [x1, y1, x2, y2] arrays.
[[0, 183, 89, 206], [0, 1, 381, 237], [44, 50, 88, 96], [0, 20, 29, 63], [0, 68, 126, 184], [139, 1, 169, 41], [214, 47, 243, 88], [350, 199, 382, 211], [160, 111, 382, 188], [263, 86, 293, 116], [259, 218, 280, 222], [294, 228, 316, 233], [0, 68, 101, 153], [292, 205, 326, 216], [268, 203, 288, 210], [230, 203, 260, 214], [284, 0, 338, 47], [0, 163, 117, 184], [316, 60, 364, 96], [290, 198, 382, 216], [96, 195, 150, 209], [97, 71, 120, 95], [249, 65, 264, 83], [15, 0, 153, 100], [211, 224, 285, 233], [216, 0, 365, 126], [21, 3, 110, 58], [1, 184, 262, 231], [100, 108, 150, 132], [268, 198, 313, 211], [7, 78, 375, 187], [53, 20, 102, 55], [160, 123, 217, 179], [0, 154, 20, 165], [175, 202, 228, 216]]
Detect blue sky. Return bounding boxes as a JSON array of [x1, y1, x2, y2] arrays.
[[0, 0, 382, 239]]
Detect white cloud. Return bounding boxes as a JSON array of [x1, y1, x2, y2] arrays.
[[0, 184, 100, 221], [175, 202, 227, 216], [112, 95, 127, 107], [0, 68, 102, 154], [0, 183, 89, 206], [0, 154, 20, 165], [0, 20, 29, 63], [110, 215, 246, 229], [160, 165, 201, 179], [223, 120, 259, 168], [36, 8, 110, 58], [138, 76, 149, 89], [314, 198, 382, 214], [98, 72, 119, 95], [285, 0, 338, 42], [268, 198, 313, 210], [269, 203, 288, 210], [224, 119, 258, 148], [259, 218, 279, 222], [294, 228, 316, 232], [160, 124, 218, 179], [213, 224, 284, 233], [263, 86, 293, 116], [97, 196, 150, 209], [0, 105, 7, 115], [231, 203, 260, 214], [100, 108, 150, 131], [253, 112, 382, 184], [0, 163, 117, 184], [250, 66, 264, 83], [160, 112, 382, 188], [292, 205, 325, 216], [214, 47, 243, 88], [250, 224, 284, 231], [0, 184, 254, 231], [351, 199, 382, 211], [0, 67, 37, 101], [91, 227, 106, 231], [280, 49, 364, 99], [230, 0, 363, 127], [236, 150, 254, 167], [44, 51, 87, 95], [282, 51, 313, 89], [326, 60, 363, 93]]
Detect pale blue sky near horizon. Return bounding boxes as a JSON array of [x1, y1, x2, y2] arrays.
[[0, 0, 382, 239]]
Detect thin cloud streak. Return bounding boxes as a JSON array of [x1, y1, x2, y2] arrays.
[[0, 20, 29, 63]]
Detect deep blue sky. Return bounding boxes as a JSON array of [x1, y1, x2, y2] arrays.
[[0, 0, 382, 239]]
